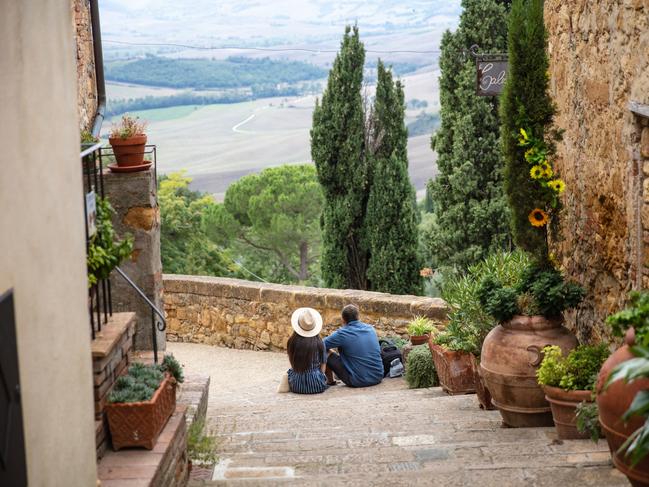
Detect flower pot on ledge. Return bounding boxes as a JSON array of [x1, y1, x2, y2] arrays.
[[409, 334, 429, 346], [428, 342, 476, 395], [109, 134, 148, 171], [106, 374, 176, 450]]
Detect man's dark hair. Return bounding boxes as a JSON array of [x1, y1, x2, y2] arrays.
[[341, 304, 359, 324]]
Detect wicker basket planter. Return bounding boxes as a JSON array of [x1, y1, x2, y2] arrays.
[[106, 375, 176, 450], [428, 342, 476, 395]]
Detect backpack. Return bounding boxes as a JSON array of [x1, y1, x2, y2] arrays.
[[379, 338, 403, 377]]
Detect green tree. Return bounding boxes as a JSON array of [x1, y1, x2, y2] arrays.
[[425, 0, 512, 271], [311, 25, 370, 290], [211, 165, 323, 284], [159, 172, 237, 277], [365, 61, 422, 294], [500, 0, 556, 264]]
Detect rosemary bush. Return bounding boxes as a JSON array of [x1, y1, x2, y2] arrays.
[[405, 346, 438, 389]]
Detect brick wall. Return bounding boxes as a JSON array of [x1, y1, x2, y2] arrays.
[[72, 0, 97, 132], [163, 275, 448, 352]]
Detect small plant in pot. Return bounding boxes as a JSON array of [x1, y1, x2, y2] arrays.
[[536, 344, 609, 439], [106, 355, 184, 450], [477, 264, 585, 427], [596, 291, 649, 486], [407, 316, 435, 346], [108, 115, 149, 171]]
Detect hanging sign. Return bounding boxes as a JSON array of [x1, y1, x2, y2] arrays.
[[86, 191, 97, 237], [476, 58, 508, 96]]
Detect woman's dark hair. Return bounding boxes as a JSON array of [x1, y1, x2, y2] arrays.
[[287, 332, 324, 373]]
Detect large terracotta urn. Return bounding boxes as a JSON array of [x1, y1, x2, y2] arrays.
[[597, 329, 649, 487], [480, 315, 578, 427]]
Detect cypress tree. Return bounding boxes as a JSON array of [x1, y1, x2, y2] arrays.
[[311, 26, 369, 289], [426, 0, 512, 271], [365, 62, 422, 295], [500, 0, 556, 264]]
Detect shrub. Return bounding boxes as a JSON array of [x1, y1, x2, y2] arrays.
[[405, 346, 438, 389], [607, 291, 649, 347], [477, 264, 584, 322], [160, 354, 184, 383], [536, 344, 609, 391], [108, 363, 164, 403], [407, 316, 435, 337], [187, 419, 219, 465], [435, 251, 530, 355], [575, 401, 602, 442]]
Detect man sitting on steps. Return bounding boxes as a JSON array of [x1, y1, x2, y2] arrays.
[[324, 304, 384, 388]]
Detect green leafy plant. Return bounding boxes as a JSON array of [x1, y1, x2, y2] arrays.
[[187, 419, 219, 465], [575, 401, 602, 442], [108, 363, 164, 404], [477, 264, 584, 322], [606, 345, 649, 466], [81, 129, 98, 144], [407, 316, 435, 337], [434, 252, 530, 355], [607, 291, 649, 347], [405, 345, 438, 389], [109, 114, 147, 139], [536, 345, 609, 391], [87, 198, 134, 287], [160, 354, 184, 383]]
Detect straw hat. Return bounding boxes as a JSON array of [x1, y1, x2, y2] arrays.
[[290, 307, 323, 337]]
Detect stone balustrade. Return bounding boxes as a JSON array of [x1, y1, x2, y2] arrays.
[[163, 275, 448, 351]]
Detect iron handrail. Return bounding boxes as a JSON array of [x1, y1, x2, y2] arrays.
[[114, 266, 166, 363]]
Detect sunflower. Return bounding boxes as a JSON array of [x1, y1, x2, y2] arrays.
[[530, 165, 544, 179], [541, 162, 553, 178], [528, 208, 549, 227], [548, 179, 566, 194], [524, 148, 537, 163]]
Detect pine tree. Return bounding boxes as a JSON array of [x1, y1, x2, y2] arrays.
[[500, 0, 556, 264], [311, 26, 369, 289], [365, 62, 422, 295], [425, 0, 512, 271]]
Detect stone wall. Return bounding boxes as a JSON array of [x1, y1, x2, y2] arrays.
[[163, 275, 448, 351], [545, 1, 649, 343], [72, 0, 97, 132], [105, 168, 165, 350]]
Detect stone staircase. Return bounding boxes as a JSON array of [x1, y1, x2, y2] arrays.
[[166, 342, 628, 487]]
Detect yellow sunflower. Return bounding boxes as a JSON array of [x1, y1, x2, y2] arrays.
[[548, 179, 566, 194], [528, 208, 549, 227], [541, 162, 553, 178], [524, 148, 537, 163], [530, 165, 544, 179]]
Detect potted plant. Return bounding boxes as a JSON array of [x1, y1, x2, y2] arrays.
[[439, 251, 530, 407], [407, 316, 435, 346], [536, 344, 609, 439], [106, 355, 184, 450], [477, 264, 584, 427], [108, 115, 149, 171], [87, 197, 133, 288], [596, 292, 649, 486]]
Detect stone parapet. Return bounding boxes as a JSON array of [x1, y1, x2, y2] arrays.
[[163, 275, 448, 351]]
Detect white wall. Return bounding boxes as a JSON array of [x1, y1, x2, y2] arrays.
[[0, 0, 98, 485]]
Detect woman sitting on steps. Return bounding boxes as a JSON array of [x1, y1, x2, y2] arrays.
[[280, 307, 328, 394]]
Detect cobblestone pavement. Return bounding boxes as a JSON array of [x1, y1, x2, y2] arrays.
[[168, 342, 628, 487]]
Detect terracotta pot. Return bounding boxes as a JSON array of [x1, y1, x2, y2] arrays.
[[469, 354, 495, 410], [410, 334, 429, 346], [480, 315, 577, 427], [428, 343, 476, 394], [597, 328, 649, 487], [106, 375, 176, 450], [109, 134, 147, 167], [543, 385, 592, 439]]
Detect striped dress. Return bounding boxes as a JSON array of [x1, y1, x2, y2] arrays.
[[287, 347, 328, 394]]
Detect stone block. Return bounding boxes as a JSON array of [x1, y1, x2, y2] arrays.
[[123, 206, 157, 231], [642, 127, 649, 158]]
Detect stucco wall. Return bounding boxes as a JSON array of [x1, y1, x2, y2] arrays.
[[163, 275, 448, 351], [72, 0, 97, 132], [545, 1, 649, 343], [0, 1, 98, 485]]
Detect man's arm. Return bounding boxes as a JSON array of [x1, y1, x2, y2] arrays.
[[323, 328, 346, 350]]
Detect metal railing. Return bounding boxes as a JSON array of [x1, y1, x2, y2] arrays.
[[82, 141, 112, 339], [114, 267, 166, 364]]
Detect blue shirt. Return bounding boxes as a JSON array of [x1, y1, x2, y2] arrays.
[[324, 320, 384, 387]]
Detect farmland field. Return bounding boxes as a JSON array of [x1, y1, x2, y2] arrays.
[[103, 68, 440, 201]]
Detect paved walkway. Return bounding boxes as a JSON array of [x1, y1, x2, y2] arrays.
[[168, 342, 628, 487]]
